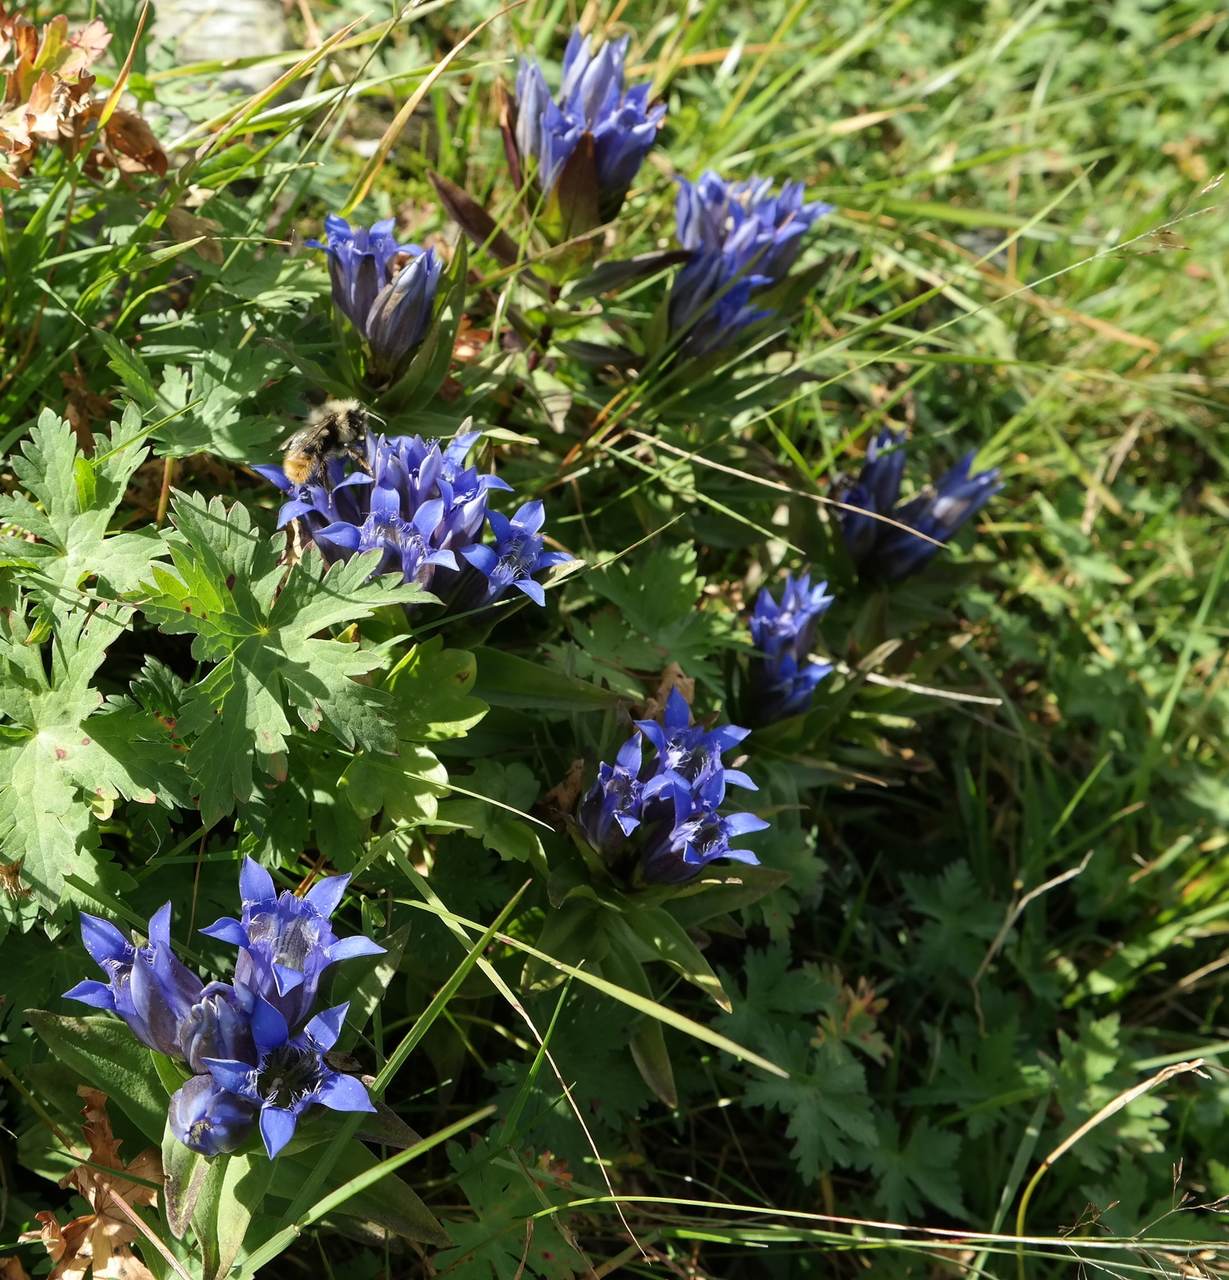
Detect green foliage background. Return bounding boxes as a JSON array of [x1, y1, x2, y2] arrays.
[[0, 0, 1227, 1276]]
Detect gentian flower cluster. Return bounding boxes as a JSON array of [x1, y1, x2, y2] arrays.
[[255, 427, 569, 609], [840, 428, 1003, 582], [515, 27, 665, 232], [577, 689, 769, 885], [66, 859, 384, 1159], [748, 571, 835, 723], [669, 172, 832, 356], [309, 214, 442, 384]]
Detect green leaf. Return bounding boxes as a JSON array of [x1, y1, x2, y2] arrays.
[[387, 636, 488, 740], [434, 1136, 588, 1278], [616, 906, 731, 1012], [523, 899, 606, 991], [435, 760, 546, 871], [742, 1032, 876, 1182], [858, 1116, 967, 1220], [473, 646, 622, 711], [139, 492, 427, 825], [210, 1153, 275, 1280], [0, 601, 187, 912], [583, 542, 735, 683], [0, 406, 165, 605], [153, 335, 291, 459], [271, 1138, 448, 1245], [26, 1011, 167, 1142], [341, 745, 449, 825], [162, 1121, 212, 1240]]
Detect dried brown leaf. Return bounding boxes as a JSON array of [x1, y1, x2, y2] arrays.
[[165, 206, 223, 264], [20, 1088, 161, 1280], [101, 107, 166, 175]]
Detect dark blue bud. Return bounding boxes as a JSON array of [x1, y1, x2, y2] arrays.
[[169, 1073, 259, 1157]]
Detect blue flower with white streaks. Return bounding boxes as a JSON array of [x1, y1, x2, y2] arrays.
[[65, 904, 204, 1060], [576, 692, 769, 886], [840, 429, 1003, 582], [639, 775, 770, 886], [309, 214, 442, 382], [202, 857, 385, 1031], [254, 428, 508, 593], [635, 688, 756, 802], [669, 171, 832, 355], [749, 571, 835, 722], [255, 429, 569, 609], [515, 26, 665, 229], [65, 860, 386, 1160], [197, 995, 374, 1158], [577, 733, 645, 857], [460, 500, 572, 608]]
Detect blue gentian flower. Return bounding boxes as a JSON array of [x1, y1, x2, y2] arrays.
[[460, 500, 572, 608], [255, 430, 569, 609], [66, 860, 386, 1160], [65, 904, 204, 1060], [840, 428, 1003, 582], [639, 775, 770, 886], [749, 571, 835, 722], [308, 214, 442, 382], [577, 733, 645, 857], [515, 26, 665, 226], [168, 1073, 259, 1158], [635, 688, 756, 800], [198, 995, 375, 1158], [576, 692, 769, 885], [254, 429, 507, 591], [201, 857, 384, 1030], [669, 171, 832, 355]]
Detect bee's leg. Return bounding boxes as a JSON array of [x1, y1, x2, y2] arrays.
[[344, 445, 374, 476]]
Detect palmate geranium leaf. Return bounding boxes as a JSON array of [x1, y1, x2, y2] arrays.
[[856, 1116, 967, 1221], [0, 598, 187, 913], [742, 1030, 876, 1182], [0, 406, 165, 610], [139, 491, 429, 827]]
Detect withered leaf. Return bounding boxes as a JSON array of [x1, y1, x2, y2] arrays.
[[102, 108, 167, 176], [20, 1087, 161, 1280]]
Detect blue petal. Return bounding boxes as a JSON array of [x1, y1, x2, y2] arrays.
[[513, 578, 547, 607], [259, 1106, 298, 1158], [326, 935, 385, 964], [251, 994, 289, 1053], [240, 857, 276, 906], [303, 1001, 349, 1052], [251, 464, 293, 492], [316, 1071, 376, 1114], [200, 916, 248, 947], [203, 1057, 257, 1096], [147, 901, 173, 948], [304, 872, 350, 919], [273, 964, 304, 995], [64, 979, 115, 1009], [79, 912, 130, 967]]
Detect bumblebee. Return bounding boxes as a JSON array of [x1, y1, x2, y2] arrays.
[[280, 399, 370, 486]]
